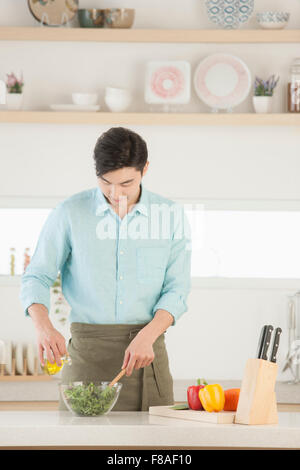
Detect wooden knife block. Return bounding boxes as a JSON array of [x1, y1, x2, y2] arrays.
[[235, 358, 278, 425]]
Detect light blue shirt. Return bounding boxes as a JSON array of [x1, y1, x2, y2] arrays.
[[20, 183, 191, 326]]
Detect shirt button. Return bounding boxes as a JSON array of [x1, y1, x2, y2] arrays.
[[119, 275, 123, 280], [119, 300, 123, 304], [120, 251, 124, 255]]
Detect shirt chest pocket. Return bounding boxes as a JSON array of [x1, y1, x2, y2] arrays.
[[136, 246, 167, 283]]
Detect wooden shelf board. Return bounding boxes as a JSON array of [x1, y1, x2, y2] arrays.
[[0, 359, 53, 381], [0, 111, 299, 125], [0, 375, 53, 381], [0, 402, 59, 410], [0, 26, 300, 43]]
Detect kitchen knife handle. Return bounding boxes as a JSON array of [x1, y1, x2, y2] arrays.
[[257, 325, 267, 359], [261, 325, 274, 360], [270, 327, 282, 363]]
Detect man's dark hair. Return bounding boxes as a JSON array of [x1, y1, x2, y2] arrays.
[[93, 127, 148, 177]]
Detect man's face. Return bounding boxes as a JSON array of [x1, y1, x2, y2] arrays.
[[98, 163, 149, 209]]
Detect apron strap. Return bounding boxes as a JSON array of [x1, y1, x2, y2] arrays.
[[141, 363, 149, 411]]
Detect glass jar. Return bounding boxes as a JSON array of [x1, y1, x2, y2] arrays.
[[288, 58, 300, 112], [9, 247, 16, 276], [23, 247, 30, 273]]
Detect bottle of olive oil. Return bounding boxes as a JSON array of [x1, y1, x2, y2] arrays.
[[42, 354, 72, 375], [10, 247, 16, 276]]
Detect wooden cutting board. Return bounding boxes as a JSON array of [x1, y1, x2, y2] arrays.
[[149, 405, 236, 424]]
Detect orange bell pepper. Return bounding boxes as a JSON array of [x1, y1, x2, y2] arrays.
[[224, 388, 240, 411], [199, 384, 225, 412]]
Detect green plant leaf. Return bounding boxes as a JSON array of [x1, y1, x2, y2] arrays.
[[170, 403, 189, 410]]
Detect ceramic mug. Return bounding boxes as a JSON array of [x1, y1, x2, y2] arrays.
[[104, 87, 132, 112]]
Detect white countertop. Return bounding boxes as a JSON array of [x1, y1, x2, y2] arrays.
[[1, 410, 300, 449], [1, 378, 300, 403]]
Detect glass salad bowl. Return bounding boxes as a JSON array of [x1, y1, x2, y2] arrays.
[[60, 381, 123, 416]]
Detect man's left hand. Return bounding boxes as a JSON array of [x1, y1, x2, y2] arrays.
[[122, 332, 155, 376]]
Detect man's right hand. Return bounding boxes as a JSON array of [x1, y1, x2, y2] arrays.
[[28, 303, 67, 367]]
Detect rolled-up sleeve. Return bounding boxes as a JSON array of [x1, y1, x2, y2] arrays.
[[20, 202, 71, 316], [152, 205, 192, 326]]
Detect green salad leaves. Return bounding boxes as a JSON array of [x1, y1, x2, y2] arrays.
[[63, 382, 117, 416]]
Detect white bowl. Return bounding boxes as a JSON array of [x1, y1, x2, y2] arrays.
[[71, 93, 98, 105], [105, 87, 131, 96], [256, 11, 290, 29], [104, 87, 132, 112], [104, 94, 132, 112]]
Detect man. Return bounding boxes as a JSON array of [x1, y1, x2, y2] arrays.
[[20, 127, 191, 411]]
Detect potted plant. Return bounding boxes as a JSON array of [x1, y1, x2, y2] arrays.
[[5, 71, 24, 110], [50, 272, 70, 327], [253, 74, 279, 113]]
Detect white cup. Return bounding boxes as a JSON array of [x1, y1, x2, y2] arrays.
[[104, 87, 132, 112]]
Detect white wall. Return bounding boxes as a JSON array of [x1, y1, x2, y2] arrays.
[[0, 0, 300, 381]]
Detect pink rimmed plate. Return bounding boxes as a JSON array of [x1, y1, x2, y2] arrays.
[[194, 53, 251, 110], [145, 61, 191, 104]]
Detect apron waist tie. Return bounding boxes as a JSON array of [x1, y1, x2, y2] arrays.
[[141, 364, 149, 411]]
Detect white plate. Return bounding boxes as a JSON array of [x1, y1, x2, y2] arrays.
[[15, 342, 24, 375], [49, 104, 101, 112], [194, 53, 251, 110], [4, 340, 12, 375], [26, 342, 36, 375], [0, 339, 5, 365], [37, 359, 43, 375]]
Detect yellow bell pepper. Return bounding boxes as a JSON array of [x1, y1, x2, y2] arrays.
[[198, 384, 225, 412]]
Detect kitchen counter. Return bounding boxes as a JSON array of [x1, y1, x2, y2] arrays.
[[0, 410, 300, 449], [1, 378, 300, 404]]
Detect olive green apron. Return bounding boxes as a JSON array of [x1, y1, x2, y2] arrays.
[[59, 322, 174, 411]]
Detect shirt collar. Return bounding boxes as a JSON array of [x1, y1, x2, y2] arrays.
[[94, 182, 149, 217]]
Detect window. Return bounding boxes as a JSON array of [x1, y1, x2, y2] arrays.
[[1, 207, 300, 279], [186, 210, 300, 279], [0, 208, 51, 275]]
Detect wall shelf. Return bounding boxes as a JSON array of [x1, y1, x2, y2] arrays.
[[0, 111, 299, 126], [0, 26, 300, 43], [0, 375, 52, 382], [0, 27, 298, 126], [0, 359, 53, 381]]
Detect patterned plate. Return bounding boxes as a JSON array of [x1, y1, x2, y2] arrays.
[[205, 0, 254, 29], [144, 61, 191, 104], [194, 53, 251, 110], [28, 0, 78, 26]]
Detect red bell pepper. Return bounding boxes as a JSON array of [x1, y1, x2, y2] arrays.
[[187, 378, 208, 410]]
